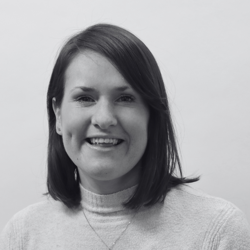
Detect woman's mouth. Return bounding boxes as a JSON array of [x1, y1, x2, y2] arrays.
[[86, 138, 124, 147]]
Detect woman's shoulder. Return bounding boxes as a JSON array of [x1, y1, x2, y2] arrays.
[[163, 185, 250, 248], [1, 197, 70, 237], [177, 184, 224, 201], [167, 184, 243, 218], [1, 197, 83, 247], [3, 200, 45, 230], [0, 198, 80, 249], [9, 197, 62, 223]]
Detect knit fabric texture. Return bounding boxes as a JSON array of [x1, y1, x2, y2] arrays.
[[1, 184, 250, 249]]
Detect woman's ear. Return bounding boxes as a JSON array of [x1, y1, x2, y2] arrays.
[[52, 97, 62, 135]]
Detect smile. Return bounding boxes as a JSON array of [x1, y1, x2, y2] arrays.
[[86, 138, 124, 146]]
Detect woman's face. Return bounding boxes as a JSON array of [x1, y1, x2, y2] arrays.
[[53, 51, 149, 193]]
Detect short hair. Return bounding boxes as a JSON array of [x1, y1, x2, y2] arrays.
[[46, 23, 199, 210]]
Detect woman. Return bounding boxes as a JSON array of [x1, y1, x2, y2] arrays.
[[1, 24, 250, 249]]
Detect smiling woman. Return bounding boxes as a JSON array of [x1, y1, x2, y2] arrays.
[[45, 24, 196, 211], [52, 51, 149, 194], [1, 24, 250, 250]]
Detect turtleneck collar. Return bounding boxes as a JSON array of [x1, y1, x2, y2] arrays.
[[80, 184, 138, 213]]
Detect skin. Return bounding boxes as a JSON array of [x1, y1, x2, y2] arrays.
[[53, 51, 149, 194]]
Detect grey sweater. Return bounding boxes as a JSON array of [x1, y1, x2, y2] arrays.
[[1, 184, 250, 249]]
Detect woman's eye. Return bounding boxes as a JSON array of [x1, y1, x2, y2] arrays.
[[76, 96, 95, 103], [117, 95, 134, 102]]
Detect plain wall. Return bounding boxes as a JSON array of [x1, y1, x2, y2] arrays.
[[1, 0, 250, 231]]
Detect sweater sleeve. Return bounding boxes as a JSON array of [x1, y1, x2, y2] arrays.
[[0, 218, 22, 250], [215, 207, 250, 249]]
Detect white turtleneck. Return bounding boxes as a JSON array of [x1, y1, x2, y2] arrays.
[[1, 184, 250, 249]]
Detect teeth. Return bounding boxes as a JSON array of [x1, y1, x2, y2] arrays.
[[89, 138, 120, 145]]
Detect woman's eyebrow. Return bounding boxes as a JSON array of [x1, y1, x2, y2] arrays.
[[71, 86, 131, 93], [71, 86, 96, 93], [114, 86, 130, 92]]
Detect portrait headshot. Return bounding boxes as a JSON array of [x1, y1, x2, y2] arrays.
[[0, 1, 250, 249]]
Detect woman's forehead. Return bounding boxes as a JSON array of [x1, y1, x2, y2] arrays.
[[64, 51, 133, 93]]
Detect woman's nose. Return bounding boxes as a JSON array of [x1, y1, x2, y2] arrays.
[[91, 101, 117, 130]]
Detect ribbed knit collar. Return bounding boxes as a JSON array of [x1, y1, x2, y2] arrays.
[[80, 184, 137, 213]]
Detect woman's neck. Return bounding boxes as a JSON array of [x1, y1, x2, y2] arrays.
[[78, 164, 141, 195], [80, 183, 138, 213]]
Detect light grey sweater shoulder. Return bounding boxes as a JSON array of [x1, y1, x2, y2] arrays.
[[1, 185, 250, 249]]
